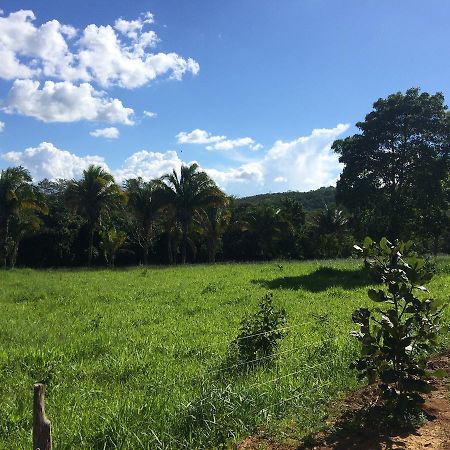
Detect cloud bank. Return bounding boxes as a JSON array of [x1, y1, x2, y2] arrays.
[[0, 124, 349, 195], [0, 9, 199, 123]]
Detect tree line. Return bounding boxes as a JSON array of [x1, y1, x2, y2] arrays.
[[1, 88, 449, 268]]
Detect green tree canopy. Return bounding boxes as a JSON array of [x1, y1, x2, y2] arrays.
[[157, 163, 227, 264], [65, 165, 126, 265], [333, 88, 450, 242], [0, 166, 47, 268], [124, 177, 164, 264]]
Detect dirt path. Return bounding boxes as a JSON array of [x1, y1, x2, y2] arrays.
[[238, 351, 450, 450]]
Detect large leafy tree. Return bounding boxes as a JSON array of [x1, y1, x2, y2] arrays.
[[65, 165, 126, 266], [125, 177, 164, 264], [0, 167, 47, 268], [157, 164, 226, 264], [333, 88, 450, 242]]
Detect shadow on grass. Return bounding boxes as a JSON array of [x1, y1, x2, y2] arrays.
[[252, 266, 372, 292], [300, 400, 429, 450]]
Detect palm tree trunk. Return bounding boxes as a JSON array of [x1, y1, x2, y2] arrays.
[[9, 232, 23, 268], [88, 226, 94, 267], [143, 241, 149, 265], [181, 221, 188, 264], [208, 237, 216, 263], [2, 217, 10, 269], [167, 233, 173, 264]]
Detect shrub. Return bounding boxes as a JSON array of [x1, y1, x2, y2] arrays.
[[351, 237, 446, 405], [235, 292, 287, 364]]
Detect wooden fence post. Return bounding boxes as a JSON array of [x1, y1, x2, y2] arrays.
[[33, 383, 52, 450]]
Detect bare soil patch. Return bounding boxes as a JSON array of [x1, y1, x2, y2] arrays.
[[238, 350, 450, 450]]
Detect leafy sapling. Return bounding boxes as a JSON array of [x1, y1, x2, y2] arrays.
[[351, 237, 447, 405], [235, 292, 288, 364]]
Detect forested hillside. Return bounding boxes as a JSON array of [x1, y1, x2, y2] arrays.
[[235, 186, 336, 211]]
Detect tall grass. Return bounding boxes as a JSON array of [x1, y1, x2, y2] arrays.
[[1, 259, 449, 449]]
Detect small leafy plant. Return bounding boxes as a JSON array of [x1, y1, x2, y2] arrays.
[[235, 292, 288, 364], [351, 237, 446, 405]]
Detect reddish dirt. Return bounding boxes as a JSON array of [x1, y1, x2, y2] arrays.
[[238, 351, 450, 450]]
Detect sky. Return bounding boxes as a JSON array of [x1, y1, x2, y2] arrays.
[[0, 0, 449, 196]]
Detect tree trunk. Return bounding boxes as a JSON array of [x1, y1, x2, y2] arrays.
[[9, 239, 20, 269], [181, 221, 188, 264], [2, 217, 10, 269], [167, 234, 173, 264], [143, 241, 149, 265], [433, 234, 439, 256], [208, 238, 216, 263], [33, 384, 52, 450], [88, 226, 94, 266]]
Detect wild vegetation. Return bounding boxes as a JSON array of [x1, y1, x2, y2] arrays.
[[1, 259, 449, 449]]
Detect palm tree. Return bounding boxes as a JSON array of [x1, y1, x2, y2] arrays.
[[100, 228, 127, 268], [124, 177, 163, 264], [157, 164, 226, 264], [314, 205, 349, 235], [196, 203, 231, 263], [0, 167, 47, 268], [65, 165, 126, 266], [244, 205, 287, 259]]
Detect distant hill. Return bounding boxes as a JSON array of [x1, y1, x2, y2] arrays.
[[234, 186, 336, 211]]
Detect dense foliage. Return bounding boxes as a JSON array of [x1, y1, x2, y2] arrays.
[[333, 88, 450, 249], [1, 88, 450, 267], [351, 237, 447, 405]]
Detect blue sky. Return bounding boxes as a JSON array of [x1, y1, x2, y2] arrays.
[[0, 0, 449, 196]]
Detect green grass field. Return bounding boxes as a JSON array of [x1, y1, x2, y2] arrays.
[[1, 259, 450, 449]]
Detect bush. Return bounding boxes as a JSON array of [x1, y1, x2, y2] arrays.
[[234, 292, 287, 364], [351, 237, 447, 405]]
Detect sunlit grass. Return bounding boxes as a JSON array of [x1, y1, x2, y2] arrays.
[[1, 258, 449, 449]]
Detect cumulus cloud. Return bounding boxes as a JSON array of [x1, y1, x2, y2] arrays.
[[207, 137, 260, 151], [90, 127, 119, 139], [114, 11, 154, 39], [177, 128, 261, 151], [0, 121, 4, 133], [113, 150, 186, 182], [176, 129, 225, 145], [0, 142, 185, 183], [208, 123, 350, 194], [1, 142, 108, 180], [143, 110, 157, 118], [0, 9, 199, 88], [3, 79, 134, 124]]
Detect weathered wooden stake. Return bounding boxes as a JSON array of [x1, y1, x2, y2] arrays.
[[33, 383, 52, 450]]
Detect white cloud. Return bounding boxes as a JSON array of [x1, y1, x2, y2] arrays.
[[0, 124, 350, 195], [143, 110, 157, 118], [3, 79, 134, 124], [113, 150, 186, 182], [208, 123, 350, 194], [177, 128, 261, 152], [177, 129, 225, 145], [90, 127, 119, 139], [206, 137, 257, 151], [0, 10, 82, 81], [1, 142, 108, 180], [206, 162, 264, 187], [114, 11, 154, 39], [0, 9, 199, 89], [0, 121, 4, 133]]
